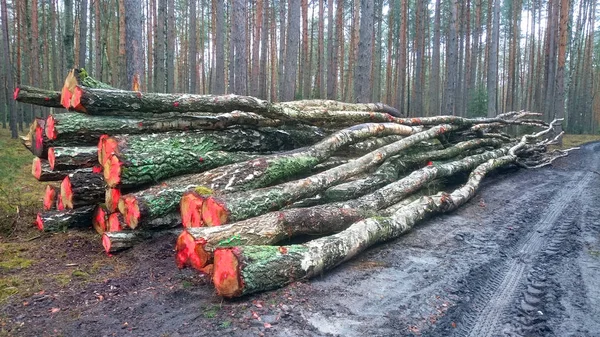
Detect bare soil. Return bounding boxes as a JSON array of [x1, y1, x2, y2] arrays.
[[1, 142, 599, 337]]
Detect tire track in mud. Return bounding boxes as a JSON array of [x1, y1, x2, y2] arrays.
[[431, 170, 594, 337]]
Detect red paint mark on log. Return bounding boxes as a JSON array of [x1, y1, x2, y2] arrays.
[[61, 176, 74, 209], [71, 87, 86, 112], [45, 115, 56, 140], [102, 234, 112, 254], [198, 157, 204, 162], [107, 213, 122, 232], [427, 161, 433, 166], [48, 148, 56, 170], [93, 206, 107, 234], [180, 193, 205, 228], [202, 197, 228, 226], [13, 87, 20, 100], [36, 213, 44, 230], [60, 86, 72, 109], [213, 248, 242, 297], [92, 165, 102, 174], [123, 196, 140, 228], [34, 126, 44, 153], [32, 158, 42, 180], [278, 247, 288, 254], [107, 188, 121, 212], [56, 194, 65, 211], [43, 185, 56, 211], [44, 97, 50, 101], [175, 230, 207, 270], [173, 102, 180, 108]]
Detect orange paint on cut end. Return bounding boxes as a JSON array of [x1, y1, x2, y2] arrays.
[[45, 115, 57, 140], [60, 176, 74, 209], [36, 213, 44, 231], [43, 185, 56, 211], [123, 196, 140, 229], [202, 197, 228, 226], [180, 193, 204, 228], [48, 148, 56, 170], [104, 154, 122, 187], [93, 206, 107, 234], [102, 234, 112, 254], [213, 248, 242, 297], [107, 213, 122, 232]]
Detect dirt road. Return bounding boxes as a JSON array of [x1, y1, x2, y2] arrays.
[[2, 142, 599, 337]]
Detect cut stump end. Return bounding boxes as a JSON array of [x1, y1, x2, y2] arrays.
[[102, 234, 112, 254], [43, 185, 56, 211], [48, 148, 56, 170], [213, 248, 243, 298], [107, 213, 122, 232], [93, 205, 108, 234], [122, 196, 140, 229], [60, 176, 74, 209], [202, 197, 228, 227], [32, 158, 42, 180], [180, 192, 204, 228], [35, 213, 44, 231], [45, 115, 57, 140], [104, 154, 122, 187]]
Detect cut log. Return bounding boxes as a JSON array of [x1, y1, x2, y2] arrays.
[[102, 127, 322, 188], [60, 171, 105, 209], [48, 146, 97, 171], [345, 135, 406, 155], [106, 213, 124, 232], [118, 123, 419, 229], [177, 147, 509, 270], [105, 187, 122, 212], [102, 229, 180, 254], [210, 120, 561, 297], [278, 100, 402, 117], [43, 185, 58, 211], [182, 124, 462, 227], [44, 111, 283, 146], [60, 69, 116, 109], [14, 85, 63, 108], [56, 193, 65, 210], [323, 138, 504, 203], [32, 158, 94, 181], [92, 204, 110, 234], [30, 118, 47, 158], [35, 205, 95, 232]]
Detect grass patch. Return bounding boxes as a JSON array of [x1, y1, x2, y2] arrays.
[[220, 320, 232, 329], [0, 243, 33, 270], [203, 305, 220, 319], [0, 128, 46, 236], [560, 134, 600, 149]]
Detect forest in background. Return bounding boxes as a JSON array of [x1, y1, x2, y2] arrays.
[[0, 0, 599, 138]]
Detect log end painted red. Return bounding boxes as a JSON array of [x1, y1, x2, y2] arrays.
[[71, 87, 86, 112], [45, 115, 57, 140], [13, 87, 20, 100], [48, 148, 56, 170], [180, 193, 204, 228], [106, 188, 121, 212], [122, 196, 140, 229], [97, 135, 108, 163], [32, 158, 41, 180], [104, 154, 122, 187], [35, 213, 44, 231], [93, 205, 108, 234], [34, 125, 44, 155], [213, 248, 243, 298], [56, 193, 65, 211], [175, 230, 208, 270], [102, 234, 112, 254], [43, 185, 56, 211], [202, 197, 228, 227], [60, 85, 72, 110], [107, 213, 122, 232], [60, 176, 74, 209]]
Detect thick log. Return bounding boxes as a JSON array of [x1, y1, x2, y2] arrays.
[[48, 146, 97, 170], [35, 205, 95, 232], [60, 171, 105, 209], [14, 85, 63, 108], [32, 157, 94, 181], [118, 123, 419, 229], [102, 127, 323, 188], [60, 69, 116, 109], [43, 185, 58, 211], [322, 138, 504, 203], [102, 229, 180, 254], [44, 111, 284, 146], [177, 147, 509, 270], [92, 204, 110, 234], [210, 120, 561, 297], [182, 124, 462, 228]]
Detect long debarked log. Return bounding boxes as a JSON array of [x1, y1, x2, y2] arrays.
[[60, 171, 105, 209], [102, 127, 324, 188], [182, 124, 463, 227], [32, 157, 94, 181], [44, 112, 285, 146], [177, 147, 509, 270], [48, 146, 97, 171], [118, 123, 419, 229], [103, 229, 180, 254], [35, 205, 95, 232], [210, 120, 563, 297], [14, 86, 63, 108]]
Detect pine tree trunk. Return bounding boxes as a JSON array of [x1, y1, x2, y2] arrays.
[[213, 0, 225, 94], [125, 0, 144, 90], [487, 0, 500, 117], [354, 0, 373, 103], [282, 0, 300, 101], [189, 0, 197, 93], [78, 0, 87, 69]]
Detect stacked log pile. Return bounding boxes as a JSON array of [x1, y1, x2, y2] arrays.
[[18, 69, 571, 298]]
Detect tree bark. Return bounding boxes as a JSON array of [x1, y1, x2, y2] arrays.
[[154, 0, 166, 92], [78, 0, 87, 69], [487, 0, 500, 117], [36, 205, 95, 232], [125, 0, 144, 91], [282, 0, 300, 101], [1, 0, 18, 138], [553, 0, 568, 139], [14, 86, 62, 109], [326, 0, 336, 100], [32, 157, 94, 181], [354, 0, 373, 103], [166, 0, 175, 92], [213, 0, 225, 94], [103, 229, 180, 254], [231, 0, 247, 95]]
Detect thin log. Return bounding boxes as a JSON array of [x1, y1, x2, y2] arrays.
[[32, 157, 94, 181], [35, 205, 95, 232], [118, 123, 418, 229], [48, 146, 97, 170], [14, 85, 62, 108], [102, 229, 180, 254], [60, 171, 105, 209], [102, 127, 323, 188]]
